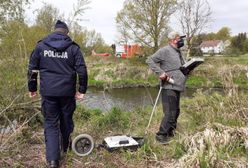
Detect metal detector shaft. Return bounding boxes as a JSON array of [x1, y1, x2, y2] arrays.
[[145, 84, 163, 135]]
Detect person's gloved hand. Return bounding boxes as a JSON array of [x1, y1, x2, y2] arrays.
[[75, 92, 85, 100]]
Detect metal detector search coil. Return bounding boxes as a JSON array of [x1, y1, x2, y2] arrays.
[[104, 135, 139, 148], [102, 135, 144, 152]]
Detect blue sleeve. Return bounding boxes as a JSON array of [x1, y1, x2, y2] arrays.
[[27, 47, 40, 92], [75, 47, 88, 94]]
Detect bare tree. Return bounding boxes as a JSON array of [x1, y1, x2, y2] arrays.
[[116, 0, 177, 53], [0, 0, 30, 23], [68, 0, 91, 24], [116, 24, 130, 46], [67, 0, 91, 39], [177, 0, 212, 57]]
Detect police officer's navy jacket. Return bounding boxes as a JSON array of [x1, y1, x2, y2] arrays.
[[28, 31, 88, 96]]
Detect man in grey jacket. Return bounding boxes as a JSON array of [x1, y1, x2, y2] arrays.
[[146, 31, 187, 143]]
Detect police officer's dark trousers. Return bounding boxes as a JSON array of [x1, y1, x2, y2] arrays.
[[157, 89, 180, 137], [42, 96, 76, 161]]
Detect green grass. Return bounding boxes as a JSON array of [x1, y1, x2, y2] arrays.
[[69, 90, 248, 167], [234, 72, 248, 88], [1, 89, 248, 167], [227, 54, 248, 65], [1, 54, 248, 167], [88, 78, 105, 88], [186, 76, 208, 88], [86, 55, 248, 89]]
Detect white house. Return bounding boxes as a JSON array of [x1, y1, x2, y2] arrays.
[[200, 40, 225, 54]]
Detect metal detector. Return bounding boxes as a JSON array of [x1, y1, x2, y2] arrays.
[[72, 85, 163, 156], [71, 134, 145, 156]]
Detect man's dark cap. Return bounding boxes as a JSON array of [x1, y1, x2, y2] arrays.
[[54, 20, 69, 31], [180, 35, 186, 38]]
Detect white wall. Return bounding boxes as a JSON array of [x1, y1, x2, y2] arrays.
[[201, 42, 225, 54]]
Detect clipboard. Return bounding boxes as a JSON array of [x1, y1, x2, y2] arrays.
[[180, 58, 204, 75]]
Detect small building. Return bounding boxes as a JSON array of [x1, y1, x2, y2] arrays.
[[115, 44, 143, 58], [200, 40, 225, 54]]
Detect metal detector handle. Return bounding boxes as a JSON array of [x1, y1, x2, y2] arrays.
[[160, 80, 165, 87], [160, 73, 175, 85], [145, 82, 163, 135]]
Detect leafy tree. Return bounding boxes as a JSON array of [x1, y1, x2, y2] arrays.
[[230, 33, 247, 54], [216, 27, 231, 41], [35, 3, 62, 33], [83, 29, 111, 55], [71, 24, 110, 56], [116, 0, 177, 53], [244, 39, 248, 53], [0, 21, 28, 59], [197, 27, 231, 42], [23, 25, 48, 53], [204, 32, 216, 41], [189, 35, 203, 57], [0, 20, 49, 60]]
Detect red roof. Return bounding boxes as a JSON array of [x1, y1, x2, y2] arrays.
[[200, 40, 222, 48]]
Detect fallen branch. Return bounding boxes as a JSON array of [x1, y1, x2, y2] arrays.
[[0, 109, 40, 151]]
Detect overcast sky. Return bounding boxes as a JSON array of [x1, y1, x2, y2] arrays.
[[25, 0, 248, 44]]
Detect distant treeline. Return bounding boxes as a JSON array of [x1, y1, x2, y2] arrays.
[[190, 27, 248, 56]]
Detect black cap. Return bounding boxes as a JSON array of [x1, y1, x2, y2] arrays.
[[180, 35, 186, 38], [54, 20, 69, 31]]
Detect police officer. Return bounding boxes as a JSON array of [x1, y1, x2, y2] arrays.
[[146, 31, 187, 143], [28, 20, 88, 168]]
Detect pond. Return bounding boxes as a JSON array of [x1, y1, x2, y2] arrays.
[[80, 87, 225, 111]]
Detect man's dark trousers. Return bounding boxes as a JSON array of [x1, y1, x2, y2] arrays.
[[42, 96, 76, 161], [157, 89, 180, 137]]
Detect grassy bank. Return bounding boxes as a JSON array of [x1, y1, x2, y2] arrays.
[[69, 90, 248, 167], [0, 54, 248, 167], [86, 56, 156, 88], [86, 54, 248, 89], [1, 89, 247, 167]]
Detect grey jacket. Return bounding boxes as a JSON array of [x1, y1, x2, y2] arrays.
[[146, 45, 187, 92]]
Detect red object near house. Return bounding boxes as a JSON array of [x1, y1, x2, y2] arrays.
[[123, 44, 141, 58], [92, 50, 111, 57], [95, 53, 111, 57], [121, 53, 127, 58]]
